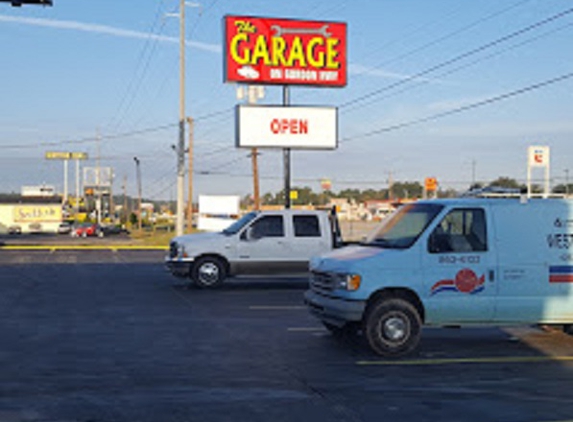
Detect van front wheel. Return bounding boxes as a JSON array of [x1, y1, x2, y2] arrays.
[[364, 298, 421, 357]]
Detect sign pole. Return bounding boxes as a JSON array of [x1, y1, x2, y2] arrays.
[[283, 85, 291, 209]]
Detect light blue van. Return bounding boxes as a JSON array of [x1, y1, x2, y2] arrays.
[[304, 197, 573, 356]]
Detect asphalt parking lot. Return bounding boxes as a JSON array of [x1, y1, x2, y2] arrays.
[[1, 250, 573, 422]]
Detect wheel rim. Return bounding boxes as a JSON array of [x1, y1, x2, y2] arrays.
[[198, 262, 220, 285], [379, 312, 410, 348], [383, 315, 407, 341]]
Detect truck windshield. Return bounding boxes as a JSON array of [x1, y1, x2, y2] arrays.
[[222, 212, 258, 235], [364, 203, 443, 249]]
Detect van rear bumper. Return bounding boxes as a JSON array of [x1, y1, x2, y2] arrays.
[[304, 289, 365, 327]]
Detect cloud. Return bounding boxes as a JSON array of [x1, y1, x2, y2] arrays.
[[0, 14, 221, 53]]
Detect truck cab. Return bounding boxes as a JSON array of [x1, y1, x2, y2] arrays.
[[305, 197, 573, 356]]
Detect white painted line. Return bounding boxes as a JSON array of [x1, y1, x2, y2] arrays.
[[287, 327, 326, 332], [248, 305, 305, 310]]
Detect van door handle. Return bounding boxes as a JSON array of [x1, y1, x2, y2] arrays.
[[488, 270, 495, 282]]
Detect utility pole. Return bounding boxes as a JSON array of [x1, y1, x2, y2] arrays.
[[186, 117, 194, 233], [96, 130, 102, 225], [283, 86, 291, 209], [134, 157, 142, 232], [175, 0, 186, 236], [122, 175, 128, 225], [251, 149, 260, 210]]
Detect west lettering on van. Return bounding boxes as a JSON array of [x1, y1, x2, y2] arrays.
[[431, 268, 485, 295], [546, 233, 573, 249]]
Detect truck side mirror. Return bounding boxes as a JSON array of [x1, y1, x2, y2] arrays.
[[242, 227, 257, 241]]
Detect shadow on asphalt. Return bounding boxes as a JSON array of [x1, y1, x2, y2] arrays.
[[170, 277, 309, 292]]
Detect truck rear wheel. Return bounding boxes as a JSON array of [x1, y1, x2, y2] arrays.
[[364, 298, 421, 357], [192, 257, 226, 288]]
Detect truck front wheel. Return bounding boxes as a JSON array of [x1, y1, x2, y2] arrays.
[[364, 298, 421, 357], [192, 257, 226, 288]]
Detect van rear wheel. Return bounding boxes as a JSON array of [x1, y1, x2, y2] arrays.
[[364, 298, 421, 357]]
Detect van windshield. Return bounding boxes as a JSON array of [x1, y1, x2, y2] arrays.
[[222, 212, 258, 235], [364, 203, 443, 249]]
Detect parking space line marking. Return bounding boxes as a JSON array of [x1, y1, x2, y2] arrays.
[[356, 356, 573, 366], [287, 327, 325, 332], [248, 305, 305, 310]]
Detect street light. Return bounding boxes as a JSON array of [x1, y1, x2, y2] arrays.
[[133, 157, 142, 232]]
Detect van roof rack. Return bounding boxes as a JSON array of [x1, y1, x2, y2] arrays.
[[461, 186, 521, 198], [461, 186, 567, 199]]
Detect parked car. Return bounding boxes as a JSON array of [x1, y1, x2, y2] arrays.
[[57, 222, 72, 235], [71, 223, 102, 238], [7, 225, 22, 235]]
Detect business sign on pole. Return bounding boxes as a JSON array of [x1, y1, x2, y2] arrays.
[[237, 105, 337, 149], [528, 145, 550, 167], [527, 145, 550, 198], [224, 16, 347, 87], [45, 151, 88, 160]]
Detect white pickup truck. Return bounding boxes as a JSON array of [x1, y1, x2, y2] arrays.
[[165, 208, 342, 288]]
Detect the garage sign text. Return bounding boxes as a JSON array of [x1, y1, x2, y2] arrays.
[[224, 16, 347, 87]]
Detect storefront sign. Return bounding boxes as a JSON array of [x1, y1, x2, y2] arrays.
[[224, 16, 347, 87]]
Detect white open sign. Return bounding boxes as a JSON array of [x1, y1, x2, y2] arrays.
[[236, 105, 338, 149]]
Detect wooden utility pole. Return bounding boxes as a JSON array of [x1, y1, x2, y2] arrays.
[[251, 148, 260, 210], [186, 117, 194, 233], [134, 157, 142, 232], [122, 175, 128, 224]]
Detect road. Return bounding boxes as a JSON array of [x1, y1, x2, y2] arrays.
[[1, 250, 573, 422]]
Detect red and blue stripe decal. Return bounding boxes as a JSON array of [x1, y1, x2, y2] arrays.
[[549, 266, 573, 283]]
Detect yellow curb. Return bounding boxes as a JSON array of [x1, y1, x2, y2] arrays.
[[0, 245, 168, 251]]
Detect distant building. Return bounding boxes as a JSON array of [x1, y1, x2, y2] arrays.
[[21, 185, 56, 197], [0, 196, 62, 234]]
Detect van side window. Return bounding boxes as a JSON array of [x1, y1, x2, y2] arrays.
[[428, 208, 487, 253], [248, 215, 284, 239], [293, 215, 321, 237]]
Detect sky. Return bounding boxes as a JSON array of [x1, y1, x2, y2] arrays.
[[1, 0, 573, 201]]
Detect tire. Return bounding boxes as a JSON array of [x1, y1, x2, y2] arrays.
[[192, 256, 226, 288], [564, 324, 573, 335], [364, 298, 422, 357]]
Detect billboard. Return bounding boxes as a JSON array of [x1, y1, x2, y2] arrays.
[[528, 145, 550, 167], [45, 151, 88, 160], [83, 167, 113, 188], [236, 105, 337, 149], [13, 205, 62, 223], [224, 16, 347, 87]]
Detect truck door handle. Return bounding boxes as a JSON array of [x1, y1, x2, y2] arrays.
[[488, 270, 495, 282]]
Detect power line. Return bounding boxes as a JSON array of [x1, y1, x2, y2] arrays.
[[341, 71, 573, 143], [344, 20, 573, 113], [364, 0, 533, 76], [341, 6, 573, 111]]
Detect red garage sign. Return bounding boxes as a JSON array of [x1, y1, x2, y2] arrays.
[[224, 16, 347, 87]]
